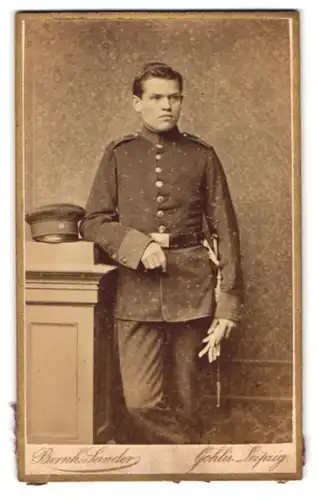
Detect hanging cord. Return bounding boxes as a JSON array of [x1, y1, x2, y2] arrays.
[[202, 235, 222, 408], [216, 355, 221, 408]]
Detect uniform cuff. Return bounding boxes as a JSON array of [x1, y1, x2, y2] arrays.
[[114, 229, 153, 270], [214, 292, 244, 323]]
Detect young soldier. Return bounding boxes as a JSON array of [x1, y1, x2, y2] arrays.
[[79, 62, 243, 444]]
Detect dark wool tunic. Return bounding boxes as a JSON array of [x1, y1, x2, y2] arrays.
[[79, 126, 244, 323]]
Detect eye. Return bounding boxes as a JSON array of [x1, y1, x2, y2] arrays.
[[169, 95, 182, 103]]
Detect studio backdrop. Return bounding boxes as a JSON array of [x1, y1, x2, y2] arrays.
[[23, 17, 293, 443]]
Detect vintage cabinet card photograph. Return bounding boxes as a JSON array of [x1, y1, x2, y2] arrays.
[[15, 10, 302, 482]]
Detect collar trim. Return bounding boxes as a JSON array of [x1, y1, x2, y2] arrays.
[[140, 125, 182, 144]]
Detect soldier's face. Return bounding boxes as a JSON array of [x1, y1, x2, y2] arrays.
[[132, 77, 183, 132]]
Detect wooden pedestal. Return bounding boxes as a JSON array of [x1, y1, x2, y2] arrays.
[[25, 241, 117, 444]]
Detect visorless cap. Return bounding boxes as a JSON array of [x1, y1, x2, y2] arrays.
[[25, 203, 85, 243]]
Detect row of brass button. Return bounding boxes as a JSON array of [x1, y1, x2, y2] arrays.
[[156, 144, 166, 233]]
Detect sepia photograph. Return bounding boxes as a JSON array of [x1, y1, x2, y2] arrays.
[[15, 10, 302, 481]]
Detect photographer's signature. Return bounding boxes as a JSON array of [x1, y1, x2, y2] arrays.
[[189, 445, 289, 472], [31, 446, 141, 473]]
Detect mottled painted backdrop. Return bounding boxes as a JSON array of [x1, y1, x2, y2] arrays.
[[24, 17, 293, 442]]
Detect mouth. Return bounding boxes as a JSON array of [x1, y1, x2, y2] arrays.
[[159, 115, 173, 120]]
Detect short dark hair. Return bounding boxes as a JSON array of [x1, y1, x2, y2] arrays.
[[133, 62, 183, 98]]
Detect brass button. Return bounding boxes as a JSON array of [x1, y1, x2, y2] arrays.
[[156, 154, 162, 160], [122, 257, 127, 264], [157, 210, 164, 218], [157, 195, 164, 203], [158, 225, 166, 233], [157, 144, 163, 149], [156, 180, 163, 188], [155, 167, 162, 174]]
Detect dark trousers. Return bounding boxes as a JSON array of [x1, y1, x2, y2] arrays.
[[115, 317, 211, 444]]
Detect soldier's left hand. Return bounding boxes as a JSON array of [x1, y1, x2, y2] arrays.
[[198, 318, 236, 363]]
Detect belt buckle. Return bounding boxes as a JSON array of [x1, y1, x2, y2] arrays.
[[150, 233, 170, 248]]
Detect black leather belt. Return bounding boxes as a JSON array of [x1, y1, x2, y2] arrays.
[[150, 232, 204, 249]]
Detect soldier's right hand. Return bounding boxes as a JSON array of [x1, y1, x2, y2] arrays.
[[141, 242, 167, 272]]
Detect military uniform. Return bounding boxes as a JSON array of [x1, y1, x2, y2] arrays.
[[79, 125, 243, 444]]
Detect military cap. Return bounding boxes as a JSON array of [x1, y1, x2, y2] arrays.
[[25, 203, 85, 243]]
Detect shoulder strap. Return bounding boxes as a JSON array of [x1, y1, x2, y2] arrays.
[[183, 132, 212, 150], [108, 133, 140, 151]]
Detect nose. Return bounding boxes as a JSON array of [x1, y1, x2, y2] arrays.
[[161, 97, 171, 110]]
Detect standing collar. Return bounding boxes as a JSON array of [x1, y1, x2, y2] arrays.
[[140, 125, 182, 144]]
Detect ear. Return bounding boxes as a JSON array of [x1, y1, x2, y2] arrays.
[[132, 95, 142, 113]]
